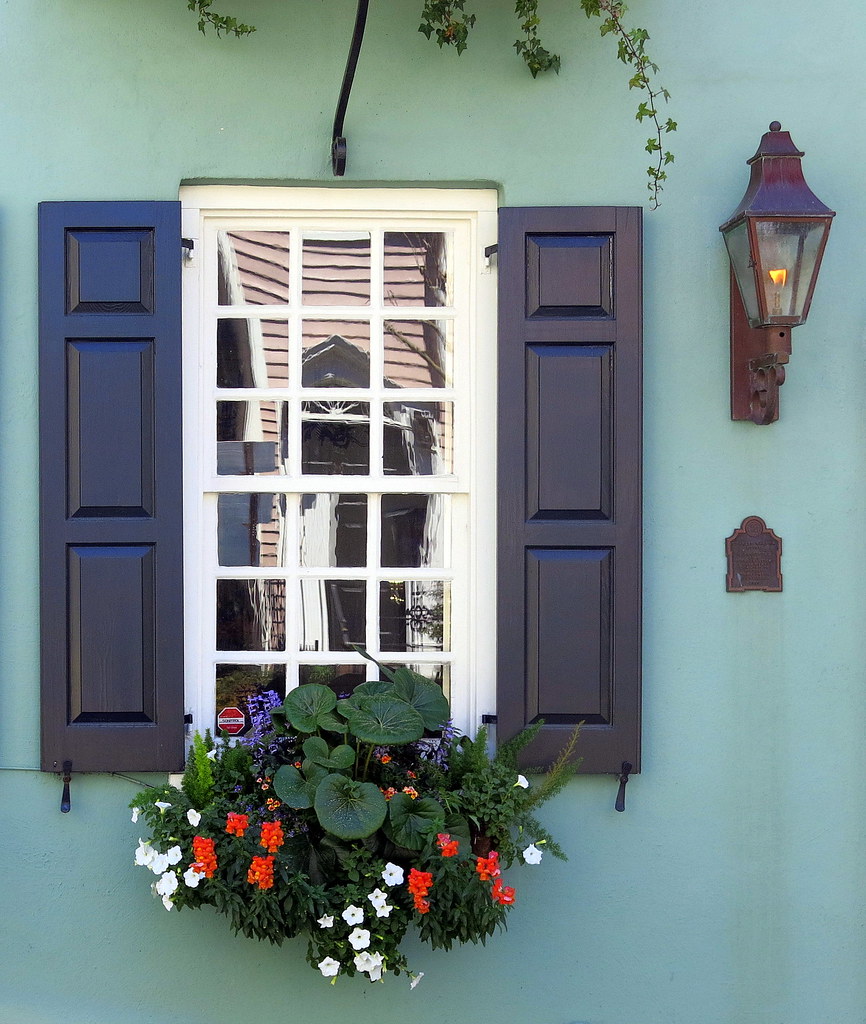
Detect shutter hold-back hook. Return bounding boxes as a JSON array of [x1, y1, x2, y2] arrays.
[[614, 761, 632, 812], [60, 761, 72, 813]]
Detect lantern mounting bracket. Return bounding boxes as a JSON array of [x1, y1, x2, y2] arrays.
[[331, 0, 371, 177]]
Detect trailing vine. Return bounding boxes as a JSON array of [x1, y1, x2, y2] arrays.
[[183, 0, 675, 206]]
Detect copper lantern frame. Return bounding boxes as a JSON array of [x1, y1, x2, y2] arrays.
[[719, 122, 835, 424]]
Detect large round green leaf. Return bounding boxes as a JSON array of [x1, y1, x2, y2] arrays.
[[283, 684, 337, 733], [386, 794, 445, 851], [390, 670, 450, 731], [338, 695, 424, 745], [302, 736, 355, 770], [273, 764, 314, 809], [314, 773, 388, 840]]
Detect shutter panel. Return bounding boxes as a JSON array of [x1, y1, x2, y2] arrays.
[[497, 207, 642, 773], [39, 201, 185, 772]]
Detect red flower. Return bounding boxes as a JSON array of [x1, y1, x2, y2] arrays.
[[379, 754, 392, 764], [475, 851, 500, 881], [492, 877, 516, 905], [259, 821, 284, 853], [436, 832, 459, 857], [247, 855, 275, 890], [225, 812, 249, 837], [408, 867, 433, 913], [191, 836, 217, 878]]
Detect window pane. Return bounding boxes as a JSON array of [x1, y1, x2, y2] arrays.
[[218, 494, 287, 567], [383, 320, 450, 389], [381, 494, 446, 567], [383, 401, 453, 475], [217, 400, 287, 475], [379, 580, 449, 652], [218, 231, 290, 306], [383, 232, 448, 307], [217, 579, 286, 651], [299, 579, 366, 651], [302, 232, 370, 306], [300, 493, 367, 567], [217, 319, 289, 388], [302, 401, 370, 475], [299, 663, 366, 694], [215, 664, 287, 737], [302, 320, 370, 388]]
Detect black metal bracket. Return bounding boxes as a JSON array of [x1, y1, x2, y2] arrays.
[[331, 0, 370, 176], [614, 761, 633, 812], [60, 760, 72, 813]]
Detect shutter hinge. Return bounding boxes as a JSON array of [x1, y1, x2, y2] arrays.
[[481, 714, 497, 724], [60, 760, 72, 813], [484, 243, 498, 269], [181, 237, 195, 260], [614, 761, 633, 812]]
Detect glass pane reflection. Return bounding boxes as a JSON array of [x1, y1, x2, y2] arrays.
[[381, 494, 445, 567], [302, 401, 370, 475], [299, 579, 366, 651], [379, 580, 449, 652], [215, 664, 286, 737], [383, 232, 448, 307], [217, 579, 286, 651], [302, 233, 370, 306], [217, 400, 287, 475], [383, 402, 453, 475], [218, 494, 286, 567], [217, 319, 289, 388], [300, 494, 367, 567], [302, 321, 370, 388], [383, 320, 449, 389], [218, 231, 290, 306]]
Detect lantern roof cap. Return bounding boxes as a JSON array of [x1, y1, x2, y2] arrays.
[[720, 122, 835, 231]]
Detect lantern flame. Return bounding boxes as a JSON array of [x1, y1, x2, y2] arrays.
[[768, 268, 787, 287]]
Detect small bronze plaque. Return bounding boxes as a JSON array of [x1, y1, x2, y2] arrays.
[[726, 516, 782, 592]]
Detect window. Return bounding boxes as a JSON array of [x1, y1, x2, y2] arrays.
[[180, 188, 499, 739]]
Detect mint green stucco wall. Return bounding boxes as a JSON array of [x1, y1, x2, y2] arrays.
[[2, 2, 865, 1021]]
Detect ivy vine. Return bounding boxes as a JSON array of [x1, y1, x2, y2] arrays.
[[184, 0, 676, 207]]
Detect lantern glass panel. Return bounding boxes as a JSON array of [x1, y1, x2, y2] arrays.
[[723, 221, 760, 323], [754, 219, 826, 323]]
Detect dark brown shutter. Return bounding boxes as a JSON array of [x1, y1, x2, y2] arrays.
[[497, 207, 642, 773], [39, 201, 185, 772]]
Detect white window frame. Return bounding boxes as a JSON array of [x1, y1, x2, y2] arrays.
[[180, 186, 498, 738]]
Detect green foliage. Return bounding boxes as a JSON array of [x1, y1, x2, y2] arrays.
[[418, 0, 477, 54], [181, 730, 215, 808], [186, 0, 254, 38], [130, 664, 579, 983]]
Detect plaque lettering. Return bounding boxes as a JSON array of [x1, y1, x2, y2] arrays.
[[726, 516, 782, 592]]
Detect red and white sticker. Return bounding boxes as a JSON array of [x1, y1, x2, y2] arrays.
[[216, 706, 246, 735]]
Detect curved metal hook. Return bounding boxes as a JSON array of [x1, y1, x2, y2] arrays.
[[332, 0, 371, 176]]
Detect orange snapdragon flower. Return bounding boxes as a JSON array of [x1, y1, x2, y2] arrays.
[[378, 754, 392, 764], [225, 812, 249, 837], [402, 786, 419, 800], [475, 851, 500, 881], [260, 821, 284, 853], [407, 867, 433, 914], [247, 855, 275, 890], [491, 877, 516, 905], [191, 836, 217, 878], [381, 787, 397, 800], [436, 832, 459, 857]]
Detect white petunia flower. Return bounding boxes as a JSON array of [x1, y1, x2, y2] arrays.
[[409, 972, 425, 989], [150, 852, 170, 875], [348, 928, 371, 951], [317, 914, 335, 929], [154, 801, 172, 812], [134, 839, 155, 867], [166, 845, 183, 866], [205, 749, 217, 761], [374, 903, 394, 919], [341, 904, 364, 925], [514, 775, 530, 789], [155, 871, 179, 897], [186, 809, 201, 827], [381, 862, 404, 886], [522, 843, 543, 864], [161, 895, 174, 911], [183, 866, 203, 888], [130, 807, 140, 823], [318, 957, 340, 977], [354, 951, 384, 979], [367, 888, 389, 908]]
